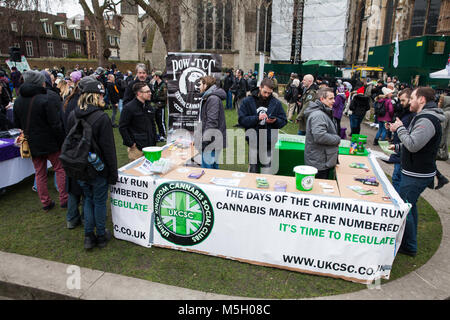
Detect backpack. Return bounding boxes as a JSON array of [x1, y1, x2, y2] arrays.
[[374, 100, 386, 117], [59, 110, 104, 181], [284, 85, 293, 101], [119, 79, 128, 91]]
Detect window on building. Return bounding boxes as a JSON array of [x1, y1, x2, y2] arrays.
[[59, 25, 67, 38], [47, 42, 54, 57], [74, 28, 81, 40], [257, 1, 272, 53], [43, 22, 52, 35], [115, 36, 120, 45], [197, 0, 232, 50], [90, 32, 96, 41], [11, 21, 18, 32], [62, 43, 68, 57], [25, 40, 33, 56], [410, 0, 442, 37], [382, 0, 394, 44], [76, 45, 81, 55], [108, 35, 115, 46]]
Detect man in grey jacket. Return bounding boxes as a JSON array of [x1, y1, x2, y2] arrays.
[[388, 87, 445, 257], [305, 87, 341, 180]]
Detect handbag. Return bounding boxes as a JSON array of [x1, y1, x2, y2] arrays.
[[19, 96, 36, 159]]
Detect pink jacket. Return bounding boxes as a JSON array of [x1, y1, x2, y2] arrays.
[[377, 98, 394, 122]]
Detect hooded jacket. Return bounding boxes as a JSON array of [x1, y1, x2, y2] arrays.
[[349, 94, 371, 117], [66, 104, 118, 185], [332, 93, 346, 119], [238, 87, 287, 146], [304, 100, 341, 171], [395, 101, 445, 178], [198, 85, 227, 151], [437, 96, 450, 161], [375, 96, 394, 122], [13, 83, 65, 157]]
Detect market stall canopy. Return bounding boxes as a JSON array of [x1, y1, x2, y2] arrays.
[[430, 69, 450, 79]]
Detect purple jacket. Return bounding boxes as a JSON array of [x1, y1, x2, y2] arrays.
[[332, 93, 346, 120], [11, 71, 22, 88], [377, 98, 394, 122]]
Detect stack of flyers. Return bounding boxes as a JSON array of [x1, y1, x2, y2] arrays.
[[256, 178, 269, 189], [349, 162, 369, 171], [347, 185, 377, 196]]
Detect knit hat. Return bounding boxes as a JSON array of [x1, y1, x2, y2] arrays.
[[23, 70, 46, 86], [357, 86, 365, 95], [154, 70, 163, 77], [78, 76, 105, 94], [70, 71, 82, 83], [95, 67, 105, 75]]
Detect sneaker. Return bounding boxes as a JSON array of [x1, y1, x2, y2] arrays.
[[84, 233, 97, 250], [159, 136, 166, 142], [435, 176, 449, 190], [43, 201, 55, 212], [32, 186, 37, 192], [97, 229, 112, 248]]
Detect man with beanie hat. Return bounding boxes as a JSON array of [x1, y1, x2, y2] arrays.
[[13, 70, 68, 211]]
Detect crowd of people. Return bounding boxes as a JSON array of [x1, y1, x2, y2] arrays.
[[0, 61, 449, 258]]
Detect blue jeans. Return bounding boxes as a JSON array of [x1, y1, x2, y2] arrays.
[[118, 99, 123, 114], [349, 114, 364, 135], [375, 121, 387, 140], [392, 163, 402, 193], [226, 91, 233, 109], [398, 174, 434, 254], [67, 192, 82, 223], [78, 176, 109, 237], [202, 150, 219, 169]]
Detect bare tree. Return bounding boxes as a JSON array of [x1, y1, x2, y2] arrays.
[[133, 0, 182, 52], [78, 0, 122, 66]]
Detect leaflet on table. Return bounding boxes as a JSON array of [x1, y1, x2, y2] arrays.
[[210, 177, 241, 187], [378, 141, 396, 156]]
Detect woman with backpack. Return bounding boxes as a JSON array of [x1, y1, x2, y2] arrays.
[[65, 77, 118, 250], [373, 87, 394, 146]]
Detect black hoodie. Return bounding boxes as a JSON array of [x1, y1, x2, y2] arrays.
[[13, 83, 65, 157], [67, 104, 118, 185]]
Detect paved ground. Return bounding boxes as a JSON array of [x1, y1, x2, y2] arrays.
[[0, 115, 449, 300]]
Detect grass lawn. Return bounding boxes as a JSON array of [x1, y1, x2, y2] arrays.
[[0, 104, 442, 299]]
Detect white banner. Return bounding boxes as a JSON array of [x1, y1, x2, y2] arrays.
[[110, 174, 154, 247], [270, 0, 295, 61], [301, 0, 349, 61], [151, 178, 410, 284]]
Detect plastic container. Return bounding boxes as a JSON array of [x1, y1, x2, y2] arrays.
[[142, 147, 163, 162], [88, 152, 104, 171], [351, 134, 368, 144], [293, 166, 318, 192]]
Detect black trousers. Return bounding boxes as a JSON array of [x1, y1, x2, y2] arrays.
[[155, 107, 166, 138]]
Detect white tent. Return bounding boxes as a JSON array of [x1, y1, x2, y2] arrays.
[[430, 69, 450, 79]]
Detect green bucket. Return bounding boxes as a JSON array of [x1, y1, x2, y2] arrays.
[[143, 147, 163, 162], [293, 166, 318, 192]]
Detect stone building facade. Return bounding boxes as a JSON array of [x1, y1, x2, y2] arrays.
[[120, 0, 272, 72]]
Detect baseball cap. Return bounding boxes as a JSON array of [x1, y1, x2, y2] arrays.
[[78, 76, 105, 94]]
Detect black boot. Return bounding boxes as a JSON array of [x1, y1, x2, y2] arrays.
[[84, 232, 97, 250], [97, 229, 112, 249], [436, 176, 449, 190], [373, 138, 379, 146]]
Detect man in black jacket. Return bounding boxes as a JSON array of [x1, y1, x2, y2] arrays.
[[106, 74, 120, 128], [119, 82, 157, 162], [223, 69, 234, 110], [13, 70, 68, 212], [151, 71, 167, 142]]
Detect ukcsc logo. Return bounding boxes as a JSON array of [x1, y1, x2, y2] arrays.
[[154, 182, 214, 246]]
